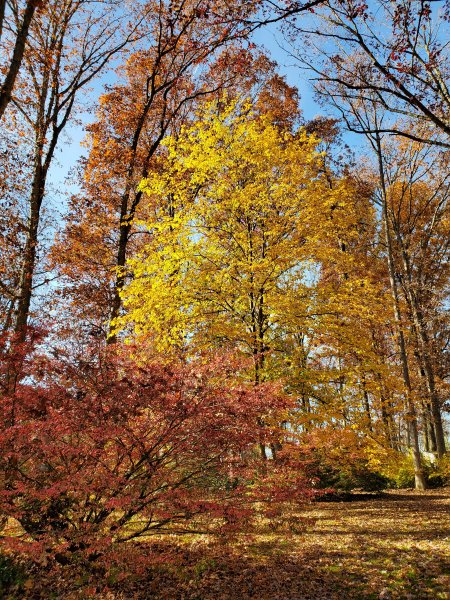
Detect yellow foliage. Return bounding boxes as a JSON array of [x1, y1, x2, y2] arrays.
[[116, 97, 393, 416]]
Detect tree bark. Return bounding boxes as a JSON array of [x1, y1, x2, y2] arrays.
[[0, 0, 38, 120], [375, 134, 426, 490], [361, 375, 373, 432], [14, 157, 45, 340], [0, 0, 6, 40], [415, 355, 438, 453], [108, 216, 131, 343], [395, 246, 446, 457]]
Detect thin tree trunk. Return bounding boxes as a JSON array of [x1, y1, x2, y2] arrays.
[[361, 375, 373, 432], [380, 397, 392, 445], [396, 251, 446, 456], [0, 0, 6, 40], [375, 133, 426, 490], [415, 356, 438, 453], [376, 369, 399, 450], [422, 403, 430, 453], [385, 207, 425, 489], [380, 393, 399, 450], [426, 403, 437, 453], [108, 218, 131, 343]]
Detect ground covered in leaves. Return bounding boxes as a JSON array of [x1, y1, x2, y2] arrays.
[[4, 488, 450, 599]]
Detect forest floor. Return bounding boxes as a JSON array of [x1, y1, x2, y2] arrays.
[[6, 488, 450, 599]]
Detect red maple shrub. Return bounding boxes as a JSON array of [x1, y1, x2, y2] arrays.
[[0, 336, 313, 568]]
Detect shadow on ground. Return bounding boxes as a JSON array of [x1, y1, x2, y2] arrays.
[[4, 488, 450, 599]]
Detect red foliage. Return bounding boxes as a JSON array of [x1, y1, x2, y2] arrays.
[[0, 338, 313, 567]]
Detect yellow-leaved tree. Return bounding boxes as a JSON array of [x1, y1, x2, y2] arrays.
[[116, 101, 322, 380], [114, 99, 388, 396]]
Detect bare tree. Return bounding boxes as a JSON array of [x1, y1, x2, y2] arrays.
[[282, 0, 450, 147]]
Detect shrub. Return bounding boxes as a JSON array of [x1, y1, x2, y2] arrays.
[[303, 428, 389, 493], [391, 461, 416, 489], [382, 452, 448, 489], [0, 554, 27, 595], [0, 343, 312, 568], [426, 472, 445, 488], [435, 454, 450, 485], [311, 457, 389, 492]]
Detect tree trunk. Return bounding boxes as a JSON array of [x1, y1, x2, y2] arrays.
[[0, 0, 37, 120], [107, 218, 130, 344], [376, 134, 426, 490], [14, 159, 45, 340], [422, 404, 430, 453], [385, 224, 425, 490], [415, 358, 438, 453], [409, 304, 445, 456], [0, 0, 6, 40], [395, 242, 446, 456], [376, 372, 399, 450], [380, 396, 398, 450], [361, 376, 373, 432]]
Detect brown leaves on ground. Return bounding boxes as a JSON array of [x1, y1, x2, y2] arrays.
[[9, 488, 450, 600]]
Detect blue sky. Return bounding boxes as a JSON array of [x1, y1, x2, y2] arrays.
[[253, 25, 319, 121]]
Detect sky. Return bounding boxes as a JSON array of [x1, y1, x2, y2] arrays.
[[253, 26, 319, 121]]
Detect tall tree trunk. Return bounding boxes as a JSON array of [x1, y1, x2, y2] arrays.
[[396, 248, 446, 456], [422, 403, 430, 453], [108, 217, 131, 344], [106, 85, 165, 342], [379, 392, 399, 450], [0, 0, 6, 40], [426, 402, 438, 453], [14, 156, 45, 340], [375, 368, 399, 450], [415, 355, 438, 453], [5, 162, 44, 418], [375, 134, 426, 490], [361, 375, 373, 432], [0, 0, 38, 120]]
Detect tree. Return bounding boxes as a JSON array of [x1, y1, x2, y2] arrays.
[[116, 99, 387, 422], [4, 0, 148, 344], [50, 49, 299, 343], [344, 100, 449, 460], [290, 11, 449, 467], [115, 101, 323, 376], [284, 0, 450, 147], [0, 0, 41, 120], [377, 137, 449, 457], [117, 98, 416, 480], [0, 337, 308, 566], [283, 163, 408, 458], [102, 2, 262, 340]]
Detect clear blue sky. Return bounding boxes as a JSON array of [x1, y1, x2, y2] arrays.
[[253, 26, 319, 121]]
